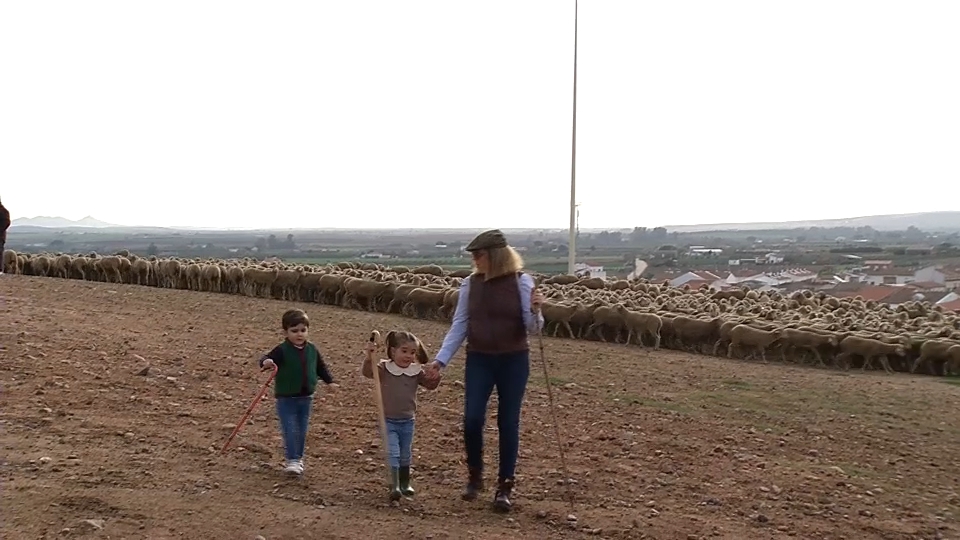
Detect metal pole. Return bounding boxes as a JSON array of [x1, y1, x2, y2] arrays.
[[567, 0, 578, 276]]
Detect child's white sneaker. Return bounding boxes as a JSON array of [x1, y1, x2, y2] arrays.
[[283, 460, 303, 475]]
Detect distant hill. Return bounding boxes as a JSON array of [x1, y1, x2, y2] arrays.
[[11, 216, 118, 228], [7, 211, 960, 233], [664, 212, 960, 233]]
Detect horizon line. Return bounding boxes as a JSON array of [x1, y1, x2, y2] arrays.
[[10, 209, 960, 232]]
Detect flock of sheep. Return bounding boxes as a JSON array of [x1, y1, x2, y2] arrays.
[[4, 249, 960, 376]]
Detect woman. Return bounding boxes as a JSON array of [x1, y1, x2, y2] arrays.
[[424, 229, 544, 513], [0, 197, 9, 274]]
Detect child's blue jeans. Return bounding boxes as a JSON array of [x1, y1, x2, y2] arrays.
[[276, 396, 313, 461], [385, 418, 415, 468]]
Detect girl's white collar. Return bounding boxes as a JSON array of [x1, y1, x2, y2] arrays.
[[379, 359, 422, 377]]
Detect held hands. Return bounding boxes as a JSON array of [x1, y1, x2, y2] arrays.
[[422, 360, 443, 384], [364, 340, 378, 356], [261, 358, 276, 372]]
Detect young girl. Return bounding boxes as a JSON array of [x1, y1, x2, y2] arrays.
[[259, 309, 335, 476], [361, 330, 441, 500]]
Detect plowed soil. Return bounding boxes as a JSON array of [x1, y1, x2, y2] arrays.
[[2, 275, 959, 540]]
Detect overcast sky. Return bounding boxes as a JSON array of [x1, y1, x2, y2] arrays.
[[1, 1, 957, 230]]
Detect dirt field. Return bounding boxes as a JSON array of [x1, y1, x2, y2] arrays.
[[2, 275, 959, 540]]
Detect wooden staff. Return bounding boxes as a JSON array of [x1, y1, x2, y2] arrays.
[[368, 331, 391, 483]]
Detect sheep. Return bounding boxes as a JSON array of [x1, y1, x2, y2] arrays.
[[779, 327, 840, 367], [2, 250, 18, 274], [13, 249, 960, 379], [32, 255, 53, 277], [317, 273, 347, 304], [53, 254, 72, 278], [712, 318, 742, 357], [131, 258, 152, 286], [727, 324, 782, 363], [671, 316, 721, 354], [183, 263, 202, 290], [96, 255, 124, 283], [271, 268, 301, 300], [411, 264, 444, 277], [614, 304, 662, 349], [243, 267, 279, 297], [835, 335, 906, 373], [403, 287, 446, 319], [540, 301, 579, 338], [200, 263, 222, 293], [157, 259, 181, 288], [910, 340, 960, 376], [584, 303, 626, 343], [545, 274, 580, 286]]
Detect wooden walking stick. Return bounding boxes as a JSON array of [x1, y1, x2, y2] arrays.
[[220, 363, 278, 456], [534, 308, 577, 520], [367, 331, 392, 484]]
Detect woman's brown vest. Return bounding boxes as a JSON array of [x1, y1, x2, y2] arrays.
[[466, 272, 529, 354]]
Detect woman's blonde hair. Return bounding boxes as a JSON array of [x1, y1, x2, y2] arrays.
[[474, 246, 524, 281]]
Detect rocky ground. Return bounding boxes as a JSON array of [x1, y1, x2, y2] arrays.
[[1, 275, 959, 540]]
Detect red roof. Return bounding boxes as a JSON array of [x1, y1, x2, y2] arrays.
[[906, 281, 945, 290], [833, 285, 899, 302], [939, 299, 960, 312]]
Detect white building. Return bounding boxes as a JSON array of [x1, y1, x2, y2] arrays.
[[861, 268, 915, 286], [575, 263, 607, 280], [626, 258, 648, 281], [669, 270, 724, 289], [914, 265, 960, 290]]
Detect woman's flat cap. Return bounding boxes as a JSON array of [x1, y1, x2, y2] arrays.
[[465, 229, 508, 252]]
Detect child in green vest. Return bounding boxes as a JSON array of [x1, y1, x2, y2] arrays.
[[361, 330, 441, 500], [259, 309, 334, 475]]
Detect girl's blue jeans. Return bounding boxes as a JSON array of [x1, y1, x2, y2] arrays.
[[276, 396, 312, 461], [386, 418, 415, 468]]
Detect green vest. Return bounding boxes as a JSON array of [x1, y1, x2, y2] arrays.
[[274, 341, 319, 397]]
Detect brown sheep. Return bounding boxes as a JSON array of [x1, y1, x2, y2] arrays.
[[836, 336, 906, 373], [712, 318, 742, 357], [778, 327, 840, 367], [439, 288, 460, 319], [96, 256, 124, 283], [671, 316, 721, 354], [544, 274, 579, 286], [540, 300, 579, 338], [614, 305, 662, 349], [585, 303, 626, 343], [200, 264, 222, 292], [404, 287, 446, 319], [727, 324, 782, 363], [184, 263, 202, 290], [910, 340, 960, 376], [243, 267, 279, 297], [2, 250, 19, 274], [131, 258, 152, 286], [411, 264, 444, 276]]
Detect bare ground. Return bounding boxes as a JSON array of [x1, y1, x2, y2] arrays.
[[2, 275, 959, 540]]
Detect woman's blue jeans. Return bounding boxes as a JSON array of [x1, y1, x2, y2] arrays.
[[462, 350, 530, 480]]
